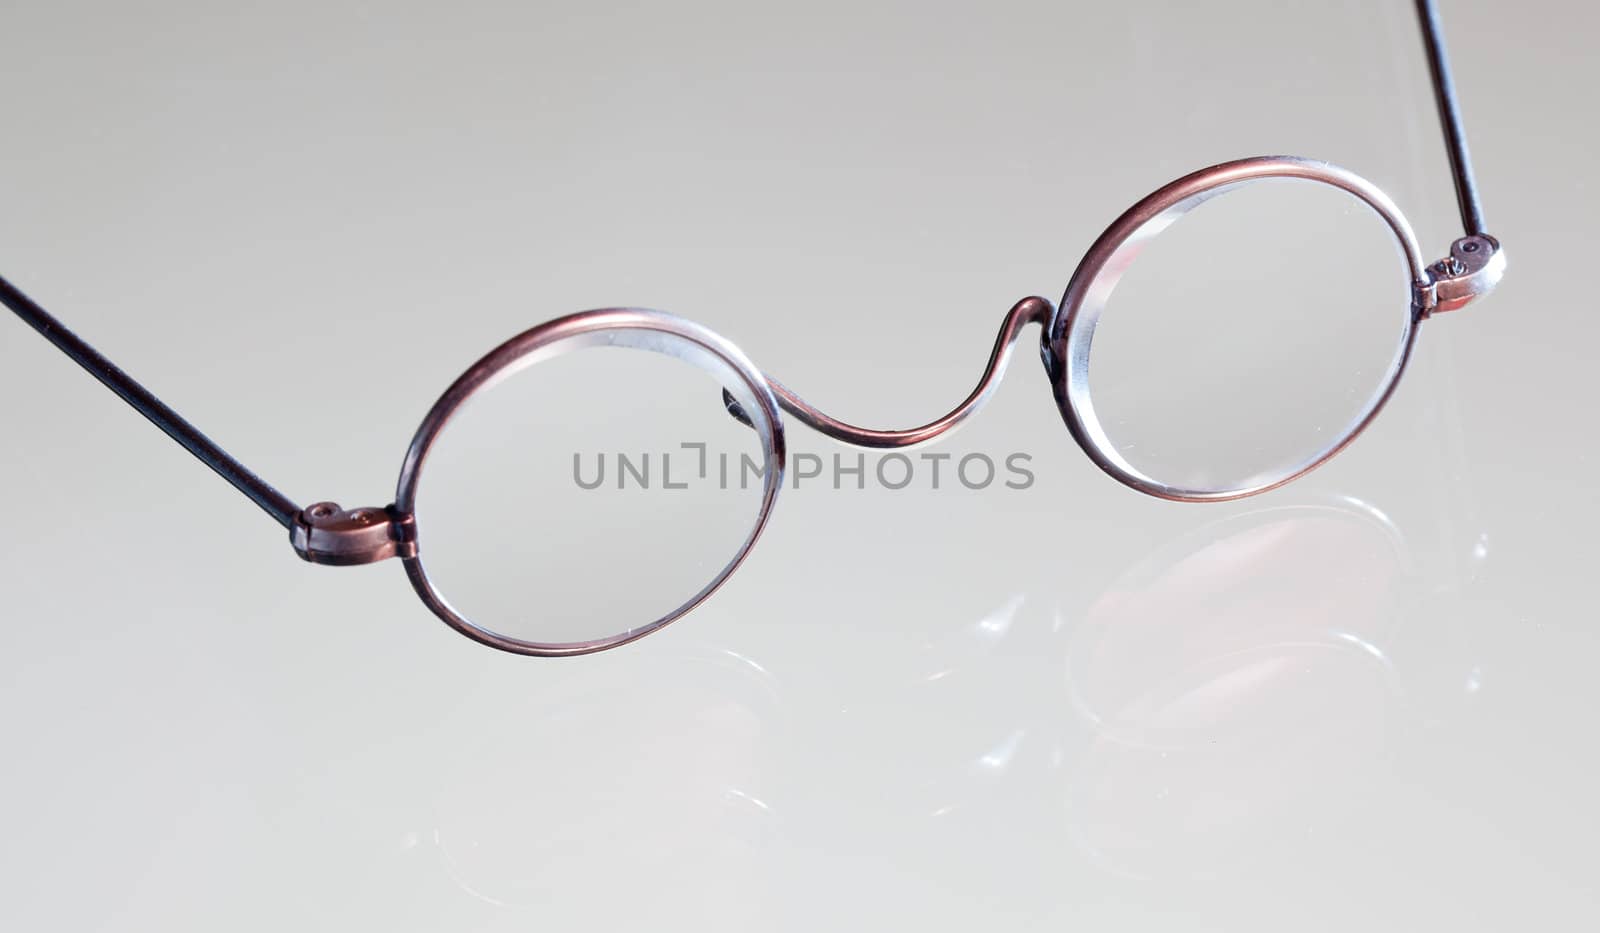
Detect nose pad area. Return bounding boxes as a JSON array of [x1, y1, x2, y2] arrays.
[[722, 387, 755, 428]]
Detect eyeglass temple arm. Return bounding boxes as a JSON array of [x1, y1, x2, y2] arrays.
[[1416, 0, 1485, 237], [1, 274, 304, 529], [1411, 0, 1505, 315]]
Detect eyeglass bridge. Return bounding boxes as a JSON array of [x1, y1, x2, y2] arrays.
[[1418, 233, 1504, 316], [291, 502, 416, 565]]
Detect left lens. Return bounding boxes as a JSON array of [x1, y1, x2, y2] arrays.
[[399, 314, 781, 655], [1052, 161, 1424, 500]]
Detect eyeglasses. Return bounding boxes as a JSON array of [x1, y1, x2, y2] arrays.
[[3, 0, 1504, 657]]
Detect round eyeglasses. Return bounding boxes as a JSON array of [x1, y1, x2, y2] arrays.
[[1, 4, 1508, 657], [365, 155, 1502, 654]]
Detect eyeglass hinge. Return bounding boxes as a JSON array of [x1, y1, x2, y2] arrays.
[[1416, 233, 1505, 317], [291, 502, 417, 565]]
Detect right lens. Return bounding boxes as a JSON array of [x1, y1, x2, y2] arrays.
[[401, 317, 781, 654]]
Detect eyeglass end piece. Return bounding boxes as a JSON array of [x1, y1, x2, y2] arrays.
[[291, 502, 416, 565], [1419, 234, 1504, 315]]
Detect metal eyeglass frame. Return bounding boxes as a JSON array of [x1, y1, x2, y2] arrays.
[[2, 0, 1505, 656]]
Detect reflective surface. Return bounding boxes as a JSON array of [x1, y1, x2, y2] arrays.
[[0, 0, 1594, 930]]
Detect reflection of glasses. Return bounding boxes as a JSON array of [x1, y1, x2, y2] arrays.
[[2, 0, 1504, 656]]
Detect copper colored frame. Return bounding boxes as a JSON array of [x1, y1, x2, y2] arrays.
[[2, 0, 1506, 656]]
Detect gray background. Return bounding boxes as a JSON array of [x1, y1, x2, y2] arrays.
[[2, 0, 1596, 929]]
